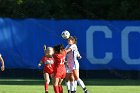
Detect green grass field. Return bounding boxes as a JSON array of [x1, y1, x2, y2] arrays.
[[0, 79, 140, 93]]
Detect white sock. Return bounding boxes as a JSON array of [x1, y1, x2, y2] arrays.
[[70, 81, 75, 91], [74, 81, 77, 91], [77, 78, 86, 89], [65, 81, 70, 90]]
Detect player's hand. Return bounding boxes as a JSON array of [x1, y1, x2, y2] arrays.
[[65, 62, 69, 68], [43, 45, 46, 50], [78, 56, 82, 59], [38, 63, 41, 67], [1, 65, 5, 71]]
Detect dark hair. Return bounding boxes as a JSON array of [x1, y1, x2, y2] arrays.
[[53, 44, 64, 53], [68, 36, 77, 44]]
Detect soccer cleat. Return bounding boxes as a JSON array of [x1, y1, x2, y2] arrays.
[[45, 91, 48, 93], [71, 91, 76, 93], [84, 90, 89, 93], [68, 90, 71, 93]]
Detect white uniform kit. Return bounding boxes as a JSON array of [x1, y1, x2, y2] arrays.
[[65, 44, 80, 73]]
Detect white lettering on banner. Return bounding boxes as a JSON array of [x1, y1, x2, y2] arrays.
[[86, 26, 113, 64], [86, 26, 140, 65], [122, 26, 140, 64]]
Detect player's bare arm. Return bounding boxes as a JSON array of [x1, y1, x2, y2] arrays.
[[38, 61, 43, 67], [77, 51, 82, 59], [0, 54, 5, 71], [43, 44, 47, 51], [65, 48, 72, 53]]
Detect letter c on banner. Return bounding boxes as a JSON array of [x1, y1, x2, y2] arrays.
[[86, 26, 113, 64], [122, 26, 140, 64]]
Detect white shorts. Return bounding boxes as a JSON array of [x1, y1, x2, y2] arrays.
[[73, 60, 79, 70], [66, 66, 72, 73], [66, 61, 79, 73]]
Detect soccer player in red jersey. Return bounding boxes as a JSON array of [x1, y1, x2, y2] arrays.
[[38, 46, 54, 93], [0, 53, 5, 71], [53, 44, 67, 93]]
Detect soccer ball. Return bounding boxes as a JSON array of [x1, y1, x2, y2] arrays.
[[61, 30, 70, 39]]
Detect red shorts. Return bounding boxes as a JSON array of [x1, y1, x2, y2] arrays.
[[43, 67, 53, 75], [54, 69, 66, 79]]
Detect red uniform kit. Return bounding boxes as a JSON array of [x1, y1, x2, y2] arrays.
[[53, 51, 66, 79], [41, 56, 54, 74]]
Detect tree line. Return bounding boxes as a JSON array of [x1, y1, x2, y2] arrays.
[[0, 0, 140, 20]]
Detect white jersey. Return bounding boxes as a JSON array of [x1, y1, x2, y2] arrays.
[[0, 54, 1, 58], [65, 44, 80, 71]]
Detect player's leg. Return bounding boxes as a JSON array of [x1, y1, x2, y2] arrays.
[[65, 66, 72, 93], [73, 69, 89, 93], [53, 77, 60, 93], [65, 73, 71, 93], [72, 69, 79, 92], [50, 73, 54, 85], [77, 78, 89, 93], [70, 73, 76, 93], [58, 78, 64, 93], [44, 73, 50, 93]]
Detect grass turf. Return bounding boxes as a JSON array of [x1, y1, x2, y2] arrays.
[[0, 79, 140, 93]]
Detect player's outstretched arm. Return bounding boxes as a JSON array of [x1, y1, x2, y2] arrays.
[[0, 54, 5, 71], [38, 61, 43, 67]]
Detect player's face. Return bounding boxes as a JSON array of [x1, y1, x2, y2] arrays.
[[45, 47, 54, 56], [68, 39, 73, 45], [48, 48, 54, 55]]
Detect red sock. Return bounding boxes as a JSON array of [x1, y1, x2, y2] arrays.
[[59, 85, 63, 93], [53, 85, 59, 93], [45, 82, 48, 92]]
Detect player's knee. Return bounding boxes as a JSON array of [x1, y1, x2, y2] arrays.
[[65, 76, 70, 82], [54, 82, 58, 86], [70, 77, 75, 82], [45, 79, 50, 84], [58, 82, 62, 86], [65, 78, 69, 82], [74, 76, 79, 80]]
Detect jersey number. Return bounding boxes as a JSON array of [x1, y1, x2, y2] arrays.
[[60, 57, 65, 64]]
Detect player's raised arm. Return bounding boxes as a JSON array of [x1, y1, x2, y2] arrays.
[[0, 54, 5, 71], [43, 44, 47, 52], [38, 61, 43, 67], [38, 45, 46, 67]]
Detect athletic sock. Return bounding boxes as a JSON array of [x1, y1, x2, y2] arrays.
[[44, 82, 49, 92], [59, 85, 63, 93], [53, 85, 59, 93], [70, 81, 75, 92], [74, 81, 77, 91], [77, 78, 86, 89], [65, 81, 70, 91]]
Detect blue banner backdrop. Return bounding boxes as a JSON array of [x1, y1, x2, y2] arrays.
[[0, 18, 140, 70]]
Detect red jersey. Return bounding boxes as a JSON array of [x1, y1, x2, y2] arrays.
[[53, 51, 66, 78], [41, 56, 54, 74]]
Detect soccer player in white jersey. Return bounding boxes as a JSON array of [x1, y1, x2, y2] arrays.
[[0, 53, 5, 71], [65, 36, 89, 93]]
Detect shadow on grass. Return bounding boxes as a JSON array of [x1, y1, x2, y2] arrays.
[[0, 79, 140, 86]]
